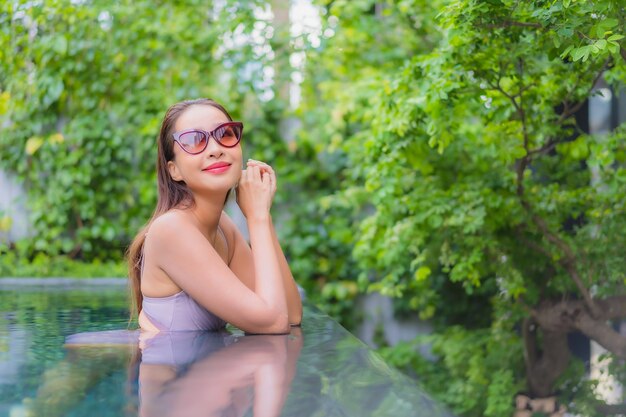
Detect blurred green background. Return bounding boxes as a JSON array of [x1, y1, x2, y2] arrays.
[[1, 0, 626, 415]]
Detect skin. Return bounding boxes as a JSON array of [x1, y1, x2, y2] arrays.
[[139, 104, 302, 334], [22, 112, 303, 415], [25, 328, 303, 417], [138, 328, 303, 417]]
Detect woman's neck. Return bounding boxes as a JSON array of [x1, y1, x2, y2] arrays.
[[186, 193, 227, 241]]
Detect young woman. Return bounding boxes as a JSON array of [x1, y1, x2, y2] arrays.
[[138, 328, 303, 417], [127, 98, 302, 334]]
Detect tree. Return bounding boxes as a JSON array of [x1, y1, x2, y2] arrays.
[[292, 0, 626, 415], [0, 0, 286, 261], [280, 0, 449, 327]]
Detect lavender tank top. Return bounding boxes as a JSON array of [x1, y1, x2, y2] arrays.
[[142, 291, 226, 332], [140, 330, 236, 366], [141, 226, 229, 332]]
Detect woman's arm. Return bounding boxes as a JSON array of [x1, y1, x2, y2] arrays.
[[147, 167, 289, 334], [142, 333, 301, 417], [269, 218, 302, 325], [223, 212, 302, 326], [245, 159, 302, 325]]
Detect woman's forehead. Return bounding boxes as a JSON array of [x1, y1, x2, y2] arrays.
[[175, 105, 228, 131]]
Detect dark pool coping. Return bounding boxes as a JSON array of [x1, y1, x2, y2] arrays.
[[0, 277, 127, 286]]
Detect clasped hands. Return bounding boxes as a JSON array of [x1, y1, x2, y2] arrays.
[[236, 159, 277, 220]]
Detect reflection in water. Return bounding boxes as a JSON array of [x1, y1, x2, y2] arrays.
[[3, 292, 455, 417], [138, 329, 302, 417], [22, 328, 302, 417], [17, 330, 138, 417]]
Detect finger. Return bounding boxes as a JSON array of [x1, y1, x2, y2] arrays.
[[266, 166, 275, 177], [245, 168, 254, 184], [247, 159, 273, 171], [268, 169, 276, 188], [251, 164, 275, 180], [252, 165, 262, 181]]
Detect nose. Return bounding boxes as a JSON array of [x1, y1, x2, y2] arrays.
[[205, 135, 224, 157]]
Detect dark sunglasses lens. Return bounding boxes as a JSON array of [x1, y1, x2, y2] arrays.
[[179, 131, 208, 154], [214, 124, 241, 147]]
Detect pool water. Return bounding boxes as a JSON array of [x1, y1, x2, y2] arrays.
[[0, 284, 133, 417], [0, 282, 454, 417]]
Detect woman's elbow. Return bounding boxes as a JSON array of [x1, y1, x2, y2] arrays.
[[244, 313, 290, 335], [266, 313, 290, 334], [289, 309, 303, 327]]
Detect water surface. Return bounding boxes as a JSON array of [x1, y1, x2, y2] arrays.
[[0, 282, 453, 417]]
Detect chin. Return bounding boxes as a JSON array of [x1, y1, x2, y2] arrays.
[[188, 180, 236, 197]]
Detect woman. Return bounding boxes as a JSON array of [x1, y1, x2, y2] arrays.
[[138, 328, 303, 417], [24, 326, 302, 417], [127, 98, 302, 334]]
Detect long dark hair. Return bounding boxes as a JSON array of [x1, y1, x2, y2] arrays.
[[126, 98, 235, 319]]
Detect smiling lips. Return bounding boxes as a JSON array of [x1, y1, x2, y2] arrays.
[[203, 162, 231, 174]]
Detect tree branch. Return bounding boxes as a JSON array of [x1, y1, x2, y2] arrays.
[[517, 186, 599, 318], [557, 58, 611, 125], [596, 295, 626, 320], [509, 64, 590, 308], [575, 314, 626, 359], [526, 59, 610, 159], [528, 213, 600, 317], [502, 57, 609, 318], [487, 55, 611, 319], [533, 296, 626, 325], [527, 138, 560, 157]]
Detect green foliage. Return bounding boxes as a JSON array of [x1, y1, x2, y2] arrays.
[[2, 0, 626, 414], [344, 0, 626, 308], [278, 136, 364, 327], [0, 0, 282, 261], [379, 322, 524, 417], [0, 243, 125, 277], [279, 0, 449, 328], [291, 0, 626, 414], [556, 359, 607, 417]]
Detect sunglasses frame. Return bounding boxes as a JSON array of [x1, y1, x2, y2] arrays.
[[172, 121, 244, 155]]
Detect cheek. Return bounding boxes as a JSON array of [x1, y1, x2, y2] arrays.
[[170, 154, 199, 182], [231, 148, 243, 172]]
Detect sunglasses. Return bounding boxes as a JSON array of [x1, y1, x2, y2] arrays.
[[172, 122, 244, 154]]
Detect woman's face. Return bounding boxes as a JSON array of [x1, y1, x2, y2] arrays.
[[167, 105, 243, 195]]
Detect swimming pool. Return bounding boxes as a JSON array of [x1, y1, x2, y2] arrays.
[[0, 280, 454, 417]]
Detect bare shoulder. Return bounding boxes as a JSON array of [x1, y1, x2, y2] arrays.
[[141, 211, 200, 295], [153, 209, 190, 226], [147, 210, 196, 245]]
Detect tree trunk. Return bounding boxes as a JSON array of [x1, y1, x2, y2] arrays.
[[523, 319, 571, 397]]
